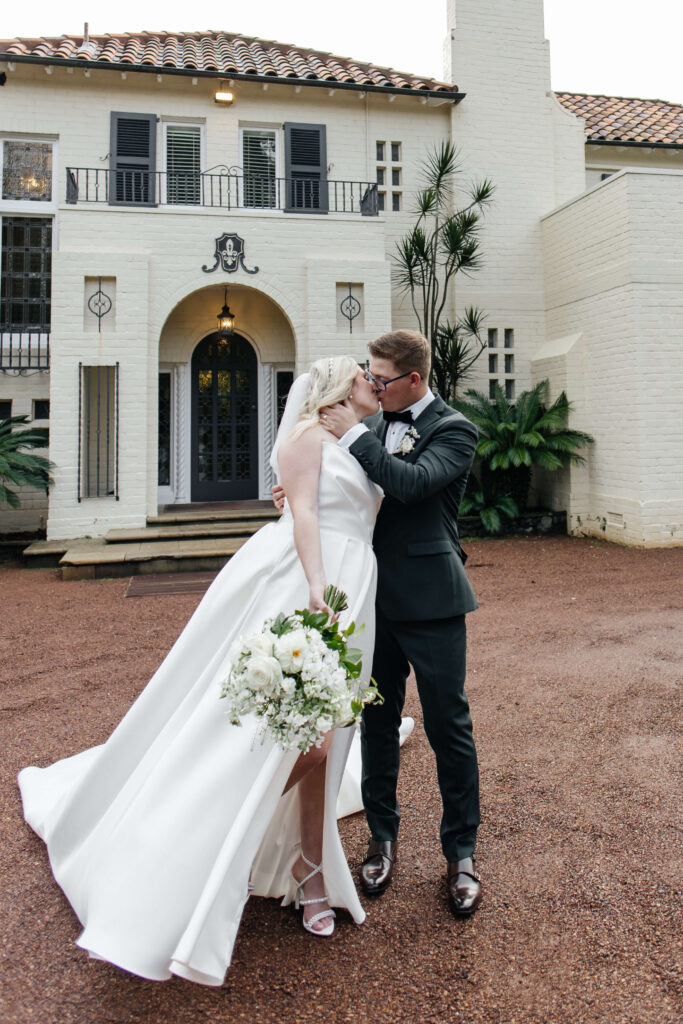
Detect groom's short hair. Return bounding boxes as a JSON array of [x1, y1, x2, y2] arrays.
[[369, 330, 431, 380]]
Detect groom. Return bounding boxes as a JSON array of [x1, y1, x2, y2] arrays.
[[320, 330, 482, 917]]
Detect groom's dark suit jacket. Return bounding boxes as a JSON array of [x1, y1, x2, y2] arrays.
[[352, 394, 478, 622]]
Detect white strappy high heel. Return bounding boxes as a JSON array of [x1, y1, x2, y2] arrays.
[[292, 852, 336, 937]]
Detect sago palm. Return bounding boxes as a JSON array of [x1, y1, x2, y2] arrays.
[[0, 415, 52, 509], [454, 381, 593, 510]]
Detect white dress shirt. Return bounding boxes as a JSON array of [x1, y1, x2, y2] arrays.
[[338, 389, 436, 452]]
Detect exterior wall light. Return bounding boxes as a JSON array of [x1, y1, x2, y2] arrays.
[[217, 287, 236, 335], [214, 87, 234, 104]]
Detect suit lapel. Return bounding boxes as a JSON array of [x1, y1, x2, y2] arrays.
[[412, 393, 447, 437], [365, 409, 388, 444]]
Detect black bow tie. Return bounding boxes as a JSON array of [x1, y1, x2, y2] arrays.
[[383, 410, 413, 425]]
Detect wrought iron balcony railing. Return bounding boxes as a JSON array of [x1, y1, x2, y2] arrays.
[[0, 332, 50, 373], [66, 169, 379, 216]]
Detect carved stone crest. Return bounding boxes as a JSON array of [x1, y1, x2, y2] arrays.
[[202, 233, 259, 275]]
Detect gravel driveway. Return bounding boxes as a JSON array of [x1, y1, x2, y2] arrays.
[[1, 536, 681, 1024]]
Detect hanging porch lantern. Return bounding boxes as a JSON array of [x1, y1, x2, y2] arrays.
[[217, 287, 236, 337]]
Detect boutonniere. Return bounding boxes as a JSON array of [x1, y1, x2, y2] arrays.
[[394, 426, 420, 456]]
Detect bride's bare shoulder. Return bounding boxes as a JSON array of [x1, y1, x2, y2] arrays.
[[278, 425, 327, 465]]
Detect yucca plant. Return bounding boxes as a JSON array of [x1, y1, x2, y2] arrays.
[[393, 141, 494, 390], [454, 381, 594, 511], [431, 313, 488, 403], [0, 415, 52, 509]]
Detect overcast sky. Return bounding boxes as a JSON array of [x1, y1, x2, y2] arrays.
[[1, 0, 681, 104]]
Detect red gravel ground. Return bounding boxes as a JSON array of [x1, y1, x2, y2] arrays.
[[1, 536, 681, 1024]]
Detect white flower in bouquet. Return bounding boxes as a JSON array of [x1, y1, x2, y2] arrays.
[[274, 628, 309, 672], [243, 654, 283, 697], [248, 631, 277, 658]]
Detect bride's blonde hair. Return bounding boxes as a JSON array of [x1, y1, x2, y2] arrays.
[[290, 355, 359, 440]]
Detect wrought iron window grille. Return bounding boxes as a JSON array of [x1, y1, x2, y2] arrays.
[[78, 362, 119, 501]]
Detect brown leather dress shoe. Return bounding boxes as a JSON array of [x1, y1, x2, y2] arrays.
[[447, 857, 482, 917], [359, 840, 397, 896]]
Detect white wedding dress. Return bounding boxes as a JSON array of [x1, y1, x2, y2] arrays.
[[18, 443, 385, 987]]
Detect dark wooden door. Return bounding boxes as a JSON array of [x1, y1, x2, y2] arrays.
[[191, 332, 258, 501]]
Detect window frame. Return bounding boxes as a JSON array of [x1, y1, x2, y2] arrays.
[[0, 215, 53, 334], [0, 135, 58, 215], [160, 119, 205, 208], [238, 124, 282, 210]]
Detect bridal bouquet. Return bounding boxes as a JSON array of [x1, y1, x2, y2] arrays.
[[220, 586, 382, 753]]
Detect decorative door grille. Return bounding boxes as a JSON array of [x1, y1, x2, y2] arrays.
[[191, 333, 258, 501]]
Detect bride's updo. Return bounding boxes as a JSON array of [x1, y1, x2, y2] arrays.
[[290, 355, 359, 439]]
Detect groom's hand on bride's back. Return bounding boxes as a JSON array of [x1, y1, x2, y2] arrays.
[[271, 484, 286, 513]]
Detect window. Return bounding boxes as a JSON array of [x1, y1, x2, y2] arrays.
[[0, 399, 11, 419], [109, 112, 157, 206], [242, 128, 278, 208], [489, 379, 498, 399], [2, 142, 53, 202], [165, 124, 201, 205], [80, 364, 119, 499], [488, 354, 498, 374], [158, 371, 172, 486], [379, 141, 402, 213], [33, 399, 49, 420], [284, 123, 327, 213], [0, 217, 52, 331], [377, 192, 385, 212], [487, 328, 498, 348], [505, 379, 515, 400], [504, 328, 514, 348], [276, 370, 294, 425], [505, 354, 514, 374]]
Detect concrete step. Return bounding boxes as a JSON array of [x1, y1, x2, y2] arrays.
[[105, 519, 273, 543], [23, 537, 97, 568], [59, 535, 250, 580], [149, 507, 279, 526]]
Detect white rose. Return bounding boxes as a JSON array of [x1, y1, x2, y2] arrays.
[[274, 629, 309, 673], [243, 655, 283, 696], [248, 631, 277, 658]]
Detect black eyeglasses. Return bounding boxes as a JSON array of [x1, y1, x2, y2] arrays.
[[363, 369, 415, 391]]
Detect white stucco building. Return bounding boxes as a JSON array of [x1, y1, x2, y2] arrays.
[[1, 0, 681, 552]]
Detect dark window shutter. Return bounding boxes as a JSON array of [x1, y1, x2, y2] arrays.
[[109, 112, 157, 206], [284, 123, 327, 214]]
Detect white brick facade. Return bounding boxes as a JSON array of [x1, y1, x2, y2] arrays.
[[1, 0, 681, 546]]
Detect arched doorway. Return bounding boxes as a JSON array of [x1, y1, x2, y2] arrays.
[[191, 332, 258, 501]]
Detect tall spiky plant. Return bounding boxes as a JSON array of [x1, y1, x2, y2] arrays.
[[454, 381, 594, 511], [393, 141, 494, 391], [0, 415, 52, 509]]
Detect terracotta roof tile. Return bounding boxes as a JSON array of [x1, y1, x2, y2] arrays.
[[556, 92, 683, 146], [0, 30, 458, 96]]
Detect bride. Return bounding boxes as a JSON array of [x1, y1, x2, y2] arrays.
[[18, 356, 382, 986]]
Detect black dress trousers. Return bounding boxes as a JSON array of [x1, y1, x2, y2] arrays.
[[360, 607, 480, 862]]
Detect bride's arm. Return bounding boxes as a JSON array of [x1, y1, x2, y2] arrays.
[[277, 430, 332, 615]]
